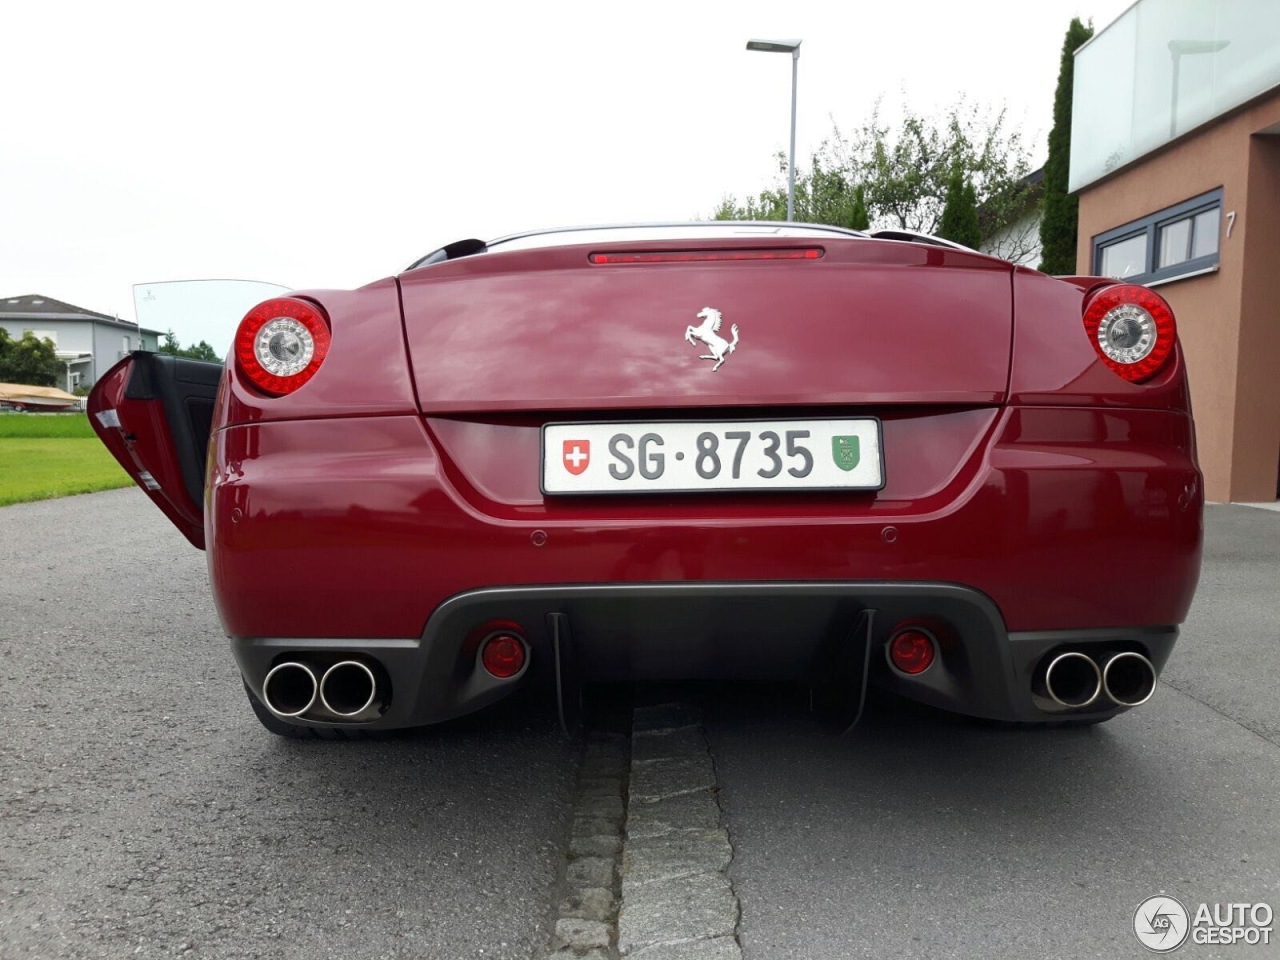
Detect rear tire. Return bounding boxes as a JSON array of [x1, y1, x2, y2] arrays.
[[243, 683, 376, 739]]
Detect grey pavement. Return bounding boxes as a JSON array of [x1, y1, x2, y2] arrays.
[[6, 490, 1280, 960], [1162, 504, 1280, 745], [0, 488, 577, 960], [704, 503, 1280, 960]]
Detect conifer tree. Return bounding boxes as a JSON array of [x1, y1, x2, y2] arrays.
[[938, 167, 981, 248], [1039, 17, 1095, 274]]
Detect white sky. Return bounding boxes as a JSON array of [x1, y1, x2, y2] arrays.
[[1, 0, 1132, 353]]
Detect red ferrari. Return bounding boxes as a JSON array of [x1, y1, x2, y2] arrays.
[[89, 223, 1203, 737]]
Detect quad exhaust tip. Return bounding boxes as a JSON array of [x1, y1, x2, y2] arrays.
[[1102, 651, 1157, 707], [1043, 651, 1103, 709], [320, 660, 379, 717], [262, 661, 319, 717]]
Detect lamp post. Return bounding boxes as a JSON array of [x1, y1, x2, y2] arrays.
[[1168, 39, 1229, 139], [746, 38, 802, 221]]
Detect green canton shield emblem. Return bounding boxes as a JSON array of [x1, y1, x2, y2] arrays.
[[832, 436, 860, 472]]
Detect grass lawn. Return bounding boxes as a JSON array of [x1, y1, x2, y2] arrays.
[[0, 412, 98, 438], [0, 415, 134, 506]]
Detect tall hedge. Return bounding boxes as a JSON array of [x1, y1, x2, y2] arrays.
[[1039, 17, 1095, 274], [938, 168, 981, 249], [848, 185, 870, 231]]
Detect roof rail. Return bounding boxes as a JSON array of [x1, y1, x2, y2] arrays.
[[867, 229, 977, 252]]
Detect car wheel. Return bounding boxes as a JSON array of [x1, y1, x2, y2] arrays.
[[243, 683, 377, 739]]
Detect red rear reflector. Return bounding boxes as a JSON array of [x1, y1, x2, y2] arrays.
[[888, 630, 936, 675], [234, 297, 331, 397], [590, 248, 823, 264], [1081, 284, 1176, 383], [480, 634, 527, 679]]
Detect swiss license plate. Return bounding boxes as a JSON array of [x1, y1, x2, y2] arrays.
[[542, 419, 884, 495]]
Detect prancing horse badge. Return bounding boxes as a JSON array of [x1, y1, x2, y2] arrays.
[[683, 307, 739, 372]]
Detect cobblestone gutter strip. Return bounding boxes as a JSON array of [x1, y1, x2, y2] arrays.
[[617, 704, 742, 960], [546, 730, 630, 959]]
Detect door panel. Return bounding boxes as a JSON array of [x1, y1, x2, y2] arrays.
[[88, 353, 223, 548]]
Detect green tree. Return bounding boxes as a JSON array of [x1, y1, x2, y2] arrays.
[[713, 98, 1034, 259], [158, 329, 220, 362], [848, 185, 870, 231], [714, 152, 864, 226], [0, 331, 62, 387], [182, 341, 220, 362], [158, 329, 183, 356], [1039, 17, 1094, 274], [938, 167, 982, 248]]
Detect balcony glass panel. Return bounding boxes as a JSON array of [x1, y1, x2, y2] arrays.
[[1070, 0, 1280, 191]]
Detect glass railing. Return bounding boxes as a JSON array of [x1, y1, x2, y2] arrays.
[[1070, 0, 1280, 191]]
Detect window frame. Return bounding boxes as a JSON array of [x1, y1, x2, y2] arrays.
[[1092, 188, 1223, 286]]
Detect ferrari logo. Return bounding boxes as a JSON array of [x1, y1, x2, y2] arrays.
[[832, 436, 860, 472], [683, 306, 740, 372], [563, 440, 590, 476]]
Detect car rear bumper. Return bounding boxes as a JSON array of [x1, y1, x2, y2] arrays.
[[231, 581, 1179, 729], [208, 407, 1203, 641], [210, 405, 1199, 728]]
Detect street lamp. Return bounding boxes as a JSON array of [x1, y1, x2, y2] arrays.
[[1168, 39, 1229, 139], [746, 38, 802, 221]]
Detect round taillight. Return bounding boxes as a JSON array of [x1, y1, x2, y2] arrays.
[[888, 629, 936, 676], [234, 297, 331, 396], [480, 634, 527, 679], [1082, 284, 1176, 382]]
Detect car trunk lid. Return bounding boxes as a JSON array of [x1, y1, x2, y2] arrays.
[[399, 237, 1013, 412]]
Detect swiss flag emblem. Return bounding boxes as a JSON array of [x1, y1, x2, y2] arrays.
[[562, 440, 591, 476]]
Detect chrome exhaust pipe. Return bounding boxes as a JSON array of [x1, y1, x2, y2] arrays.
[[319, 660, 378, 718], [262, 661, 319, 717], [1102, 652, 1157, 707], [1042, 652, 1102, 708]]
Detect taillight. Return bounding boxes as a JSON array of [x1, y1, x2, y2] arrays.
[[234, 297, 331, 396], [1082, 284, 1176, 383]]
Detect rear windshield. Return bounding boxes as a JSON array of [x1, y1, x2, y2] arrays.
[[484, 222, 865, 253]]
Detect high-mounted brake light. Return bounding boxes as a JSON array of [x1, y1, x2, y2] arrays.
[[590, 248, 823, 264], [1082, 284, 1176, 383], [234, 298, 331, 396]]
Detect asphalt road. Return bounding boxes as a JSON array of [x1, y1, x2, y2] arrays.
[[0, 489, 577, 960], [4, 492, 1278, 959], [705, 504, 1280, 960]]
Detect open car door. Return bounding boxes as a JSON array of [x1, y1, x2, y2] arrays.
[[88, 352, 222, 549]]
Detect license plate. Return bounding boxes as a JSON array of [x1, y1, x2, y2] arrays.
[[542, 418, 884, 495]]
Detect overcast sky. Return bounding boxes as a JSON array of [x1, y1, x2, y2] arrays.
[[1, 0, 1132, 353]]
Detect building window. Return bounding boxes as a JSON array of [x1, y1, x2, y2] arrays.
[[1093, 188, 1223, 286], [123, 335, 132, 353]]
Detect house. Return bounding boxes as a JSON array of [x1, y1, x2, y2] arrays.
[[0, 294, 162, 393], [978, 167, 1044, 268], [1071, 0, 1280, 503]]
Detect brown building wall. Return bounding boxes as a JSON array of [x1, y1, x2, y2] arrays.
[[1076, 91, 1280, 502], [1234, 135, 1280, 502]]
